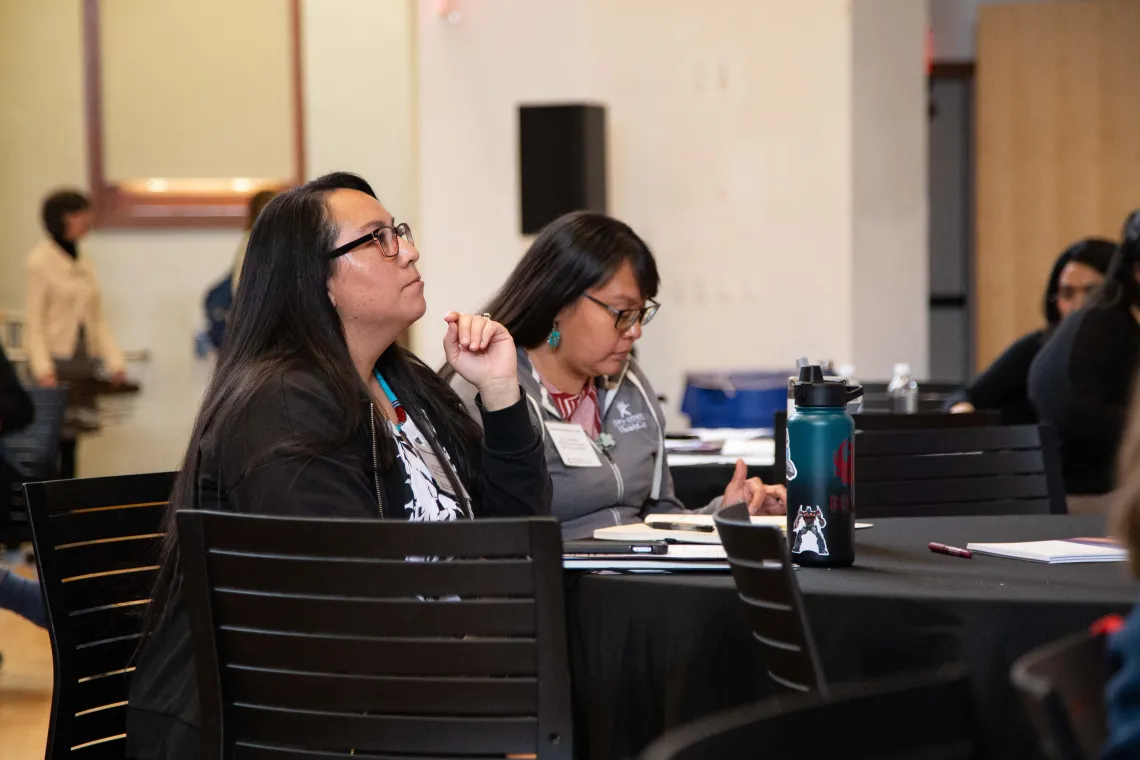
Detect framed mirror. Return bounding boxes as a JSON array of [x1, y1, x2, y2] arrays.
[[83, 0, 304, 228]]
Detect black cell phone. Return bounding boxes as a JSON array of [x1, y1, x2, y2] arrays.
[[649, 522, 716, 533], [564, 541, 668, 555]]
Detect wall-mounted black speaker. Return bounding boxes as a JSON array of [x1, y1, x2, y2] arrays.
[[518, 103, 607, 234]]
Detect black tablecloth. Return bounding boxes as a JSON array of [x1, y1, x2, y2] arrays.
[[669, 463, 777, 508], [566, 514, 1137, 760]]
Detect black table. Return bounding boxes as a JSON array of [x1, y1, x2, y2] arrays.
[[566, 514, 1137, 760]]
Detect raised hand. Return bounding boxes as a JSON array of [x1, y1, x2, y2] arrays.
[[722, 459, 787, 516], [443, 312, 520, 411]]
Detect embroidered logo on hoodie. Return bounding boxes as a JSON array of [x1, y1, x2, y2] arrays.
[[613, 400, 648, 434]]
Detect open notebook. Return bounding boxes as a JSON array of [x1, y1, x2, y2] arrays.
[[594, 513, 872, 544], [965, 538, 1126, 564]]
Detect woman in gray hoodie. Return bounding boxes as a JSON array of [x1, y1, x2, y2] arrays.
[[447, 211, 785, 539]]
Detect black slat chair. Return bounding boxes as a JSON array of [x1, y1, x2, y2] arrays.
[[856, 424, 1066, 518], [26, 471, 176, 760], [713, 502, 825, 695], [772, 409, 1001, 486], [176, 510, 573, 760], [639, 668, 986, 760], [1011, 630, 1112, 760], [0, 385, 68, 547]]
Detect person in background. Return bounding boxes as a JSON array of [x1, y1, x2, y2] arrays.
[[1029, 211, 1140, 508], [0, 342, 44, 629], [231, 189, 277, 290], [203, 190, 279, 352], [0, 341, 33, 525], [948, 238, 1116, 424], [25, 190, 127, 478], [0, 567, 46, 629], [0, 340, 43, 680], [0, 341, 33, 436], [446, 211, 785, 540], [127, 172, 548, 760], [1102, 382, 1140, 759]]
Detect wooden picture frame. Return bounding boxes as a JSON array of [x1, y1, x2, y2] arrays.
[[82, 0, 305, 228]]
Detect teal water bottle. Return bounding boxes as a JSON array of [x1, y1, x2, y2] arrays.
[[786, 365, 862, 567]]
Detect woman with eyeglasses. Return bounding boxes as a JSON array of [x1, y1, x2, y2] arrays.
[[126, 172, 549, 760], [445, 211, 785, 540], [946, 238, 1115, 423]]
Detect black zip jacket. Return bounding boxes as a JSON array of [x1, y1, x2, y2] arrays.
[[125, 366, 549, 760]]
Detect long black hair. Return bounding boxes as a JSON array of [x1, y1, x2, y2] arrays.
[[1090, 210, 1140, 314], [1043, 237, 1117, 326], [143, 172, 481, 636], [442, 212, 659, 382]]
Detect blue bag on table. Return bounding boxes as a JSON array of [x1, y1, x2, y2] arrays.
[[681, 371, 789, 429]]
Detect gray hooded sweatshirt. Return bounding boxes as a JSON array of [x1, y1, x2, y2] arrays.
[[452, 348, 718, 539]]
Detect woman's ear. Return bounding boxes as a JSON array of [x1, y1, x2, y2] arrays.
[[327, 287, 337, 309]]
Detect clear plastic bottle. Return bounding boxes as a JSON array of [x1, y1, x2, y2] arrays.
[[887, 363, 919, 414]]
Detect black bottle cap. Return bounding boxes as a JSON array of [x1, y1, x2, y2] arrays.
[[793, 365, 864, 408]]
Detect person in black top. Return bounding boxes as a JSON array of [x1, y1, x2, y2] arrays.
[[0, 343, 33, 435], [0, 341, 33, 527], [0, 342, 43, 627], [126, 172, 550, 760], [947, 238, 1116, 423], [1029, 211, 1140, 497]]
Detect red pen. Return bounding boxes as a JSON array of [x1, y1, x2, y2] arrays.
[[928, 542, 972, 559]]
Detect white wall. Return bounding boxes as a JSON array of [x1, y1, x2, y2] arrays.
[[0, 0, 414, 477], [418, 0, 928, 421], [852, 0, 930, 379], [304, 0, 417, 227], [0, 0, 88, 309], [415, 0, 594, 363]]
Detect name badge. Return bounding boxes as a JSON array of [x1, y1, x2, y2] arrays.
[[545, 422, 603, 467], [411, 437, 461, 497]]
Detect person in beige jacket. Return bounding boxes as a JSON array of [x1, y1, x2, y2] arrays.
[[25, 190, 126, 475]]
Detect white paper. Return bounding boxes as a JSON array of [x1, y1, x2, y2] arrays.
[[690, 427, 773, 442], [668, 453, 774, 467], [966, 539, 1126, 564], [545, 421, 603, 467], [563, 558, 731, 571], [595, 514, 872, 544], [721, 439, 776, 459]]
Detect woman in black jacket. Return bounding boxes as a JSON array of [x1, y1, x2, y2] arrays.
[[126, 172, 550, 759], [1029, 211, 1140, 499], [947, 238, 1116, 423]]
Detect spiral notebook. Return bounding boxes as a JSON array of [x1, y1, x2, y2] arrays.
[[965, 537, 1126, 564]]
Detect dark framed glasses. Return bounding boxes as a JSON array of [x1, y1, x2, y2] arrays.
[[326, 223, 414, 260], [1053, 284, 1099, 302], [584, 295, 660, 331]]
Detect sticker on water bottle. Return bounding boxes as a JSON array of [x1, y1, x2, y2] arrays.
[[785, 429, 798, 482], [790, 505, 829, 556]]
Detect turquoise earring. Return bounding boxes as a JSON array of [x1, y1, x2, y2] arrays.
[[547, 325, 561, 349]]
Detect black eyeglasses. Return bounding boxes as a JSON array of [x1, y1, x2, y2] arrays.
[[326, 223, 414, 260], [1053, 284, 1099, 301], [584, 295, 660, 331]]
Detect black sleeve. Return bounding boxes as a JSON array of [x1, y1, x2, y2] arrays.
[[959, 331, 1043, 411], [0, 346, 33, 433], [471, 391, 551, 518], [221, 374, 379, 519]]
